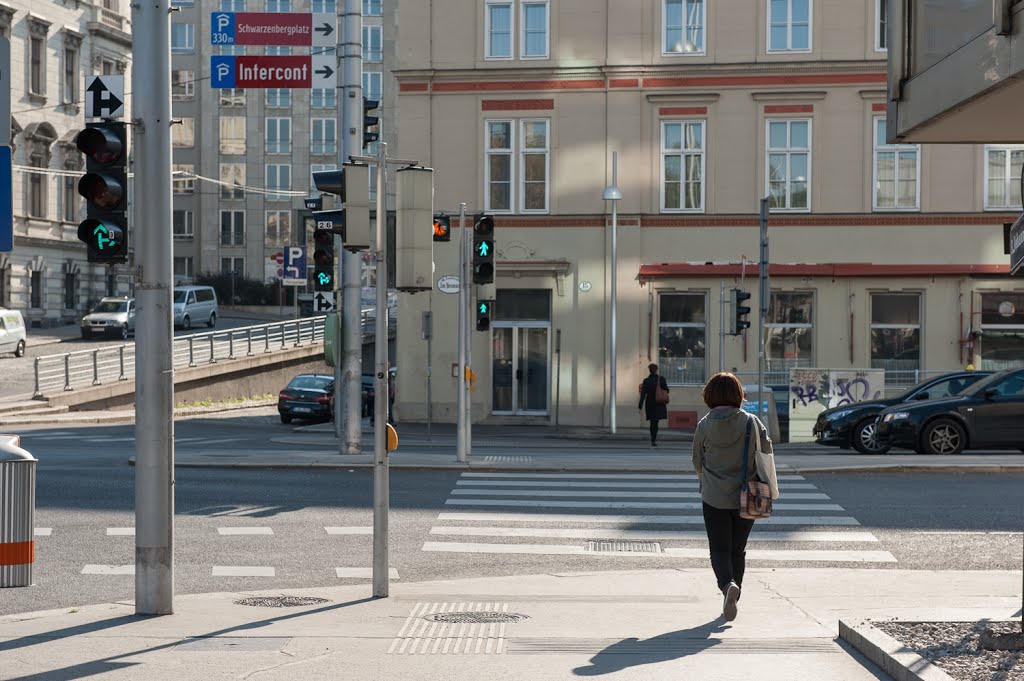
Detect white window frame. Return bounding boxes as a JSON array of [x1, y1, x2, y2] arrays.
[[265, 0, 290, 12], [362, 71, 382, 102], [264, 45, 292, 56], [519, 1, 549, 60], [485, 120, 514, 213], [220, 163, 245, 199], [311, 0, 335, 13], [311, 118, 337, 156], [172, 164, 195, 193], [266, 163, 292, 201], [869, 292, 922, 373], [219, 116, 246, 155], [658, 292, 708, 385], [265, 88, 291, 108], [983, 145, 1024, 210], [172, 117, 195, 148], [265, 117, 292, 154], [220, 257, 245, 276], [363, 25, 382, 63], [220, 0, 245, 10], [173, 256, 194, 279], [173, 210, 194, 238], [171, 23, 195, 54], [362, 0, 381, 16], [519, 119, 549, 213], [765, 290, 815, 371], [872, 116, 919, 211], [219, 210, 245, 246], [265, 210, 291, 246], [172, 70, 195, 99], [311, 87, 336, 108], [660, 120, 706, 213], [875, 0, 887, 52], [662, 0, 706, 55], [62, 45, 79, 105], [485, 1, 513, 60], [765, 118, 811, 212], [766, 0, 812, 53]]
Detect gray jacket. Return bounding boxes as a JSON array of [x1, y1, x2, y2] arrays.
[[691, 408, 773, 510]]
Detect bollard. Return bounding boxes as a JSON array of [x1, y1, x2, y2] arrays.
[[119, 346, 127, 381], [63, 354, 72, 391], [0, 435, 37, 587], [246, 329, 253, 357], [32, 358, 41, 397], [188, 337, 195, 367], [92, 350, 100, 386], [264, 327, 271, 353], [209, 335, 216, 363]]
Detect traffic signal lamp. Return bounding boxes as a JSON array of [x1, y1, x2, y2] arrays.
[[76, 122, 128, 263], [432, 214, 451, 242], [476, 300, 493, 332], [312, 230, 335, 291], [730, 288, 752, 335], [363, 97, 380, 148], [472, 214, 495, 284], [394, 166, 434, 293], [312, 164, 370, 251]]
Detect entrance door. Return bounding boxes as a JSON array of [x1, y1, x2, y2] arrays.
[[492, 323, 549, 415]]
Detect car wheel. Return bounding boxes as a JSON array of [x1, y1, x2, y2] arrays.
[[120, 324, 129, 340], [207, 312, 216, 328], [14, 340, 25, 357], [280, 414, 292, 424], [182, 315, 191, 331], [852, 418, 891, 455], [920, 419, 966, 456]]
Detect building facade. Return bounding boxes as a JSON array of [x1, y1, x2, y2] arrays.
[[392, 0, 1023, 429], [2, 0, 132, 327]]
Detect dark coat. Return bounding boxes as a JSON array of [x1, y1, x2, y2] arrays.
[[638, 374, 669, 421]]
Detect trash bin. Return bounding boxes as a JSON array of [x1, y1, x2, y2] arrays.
[[0, 435, 36, 587]]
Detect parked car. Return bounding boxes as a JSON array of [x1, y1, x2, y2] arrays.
[[813, 371, 992, 454], [80, 297, 136, 340], [0, 309, 27, 357], [875, 368, 1024, 455], [173, 285, 218, 330], [278, 373, 334, 424]]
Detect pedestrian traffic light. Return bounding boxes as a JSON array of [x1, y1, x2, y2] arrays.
[[472, 214, 495, 284], [432, 214, 451, 242], [730, 288, 751, 335], [76, 122, 128, 263], [313, 229, 335, 291], [476, 300, 493, 331], [363, 97, 379, 148]]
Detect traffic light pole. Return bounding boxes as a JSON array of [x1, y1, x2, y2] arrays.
[[456, 203, 469, 463], [757, 197, 770, 425], [132, 0, 174, 615]]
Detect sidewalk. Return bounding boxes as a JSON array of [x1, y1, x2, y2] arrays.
[[1, 568, 1017, 680]]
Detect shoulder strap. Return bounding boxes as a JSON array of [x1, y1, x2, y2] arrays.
[[739, 417, 753, 491]]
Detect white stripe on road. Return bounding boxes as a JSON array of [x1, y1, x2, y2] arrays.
[[445, 499, 846, 511], [335, 567, 401, 579], [436, 512, 861, 526], [325, 527, 373, 535], [429, 527, 879, 542], [455, 480, 819, 490], [217, 527, 274, 535], [200, 437, 242, 445], [82, 564, 134, 575], [461, 472, 806, 481], [664, 548, 898, 562], [34, 528, 52, 536], [106, 528, 135, 536], [212, 566, 276, 577], [449, 488, 830, 500], [421, 542, 896, 562], [913, 531, 1023, 536]]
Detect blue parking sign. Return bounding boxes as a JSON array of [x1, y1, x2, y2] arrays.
[[0, 146, 11, 253], [211, 12, 237, 45], [210, 56, 236, 89]]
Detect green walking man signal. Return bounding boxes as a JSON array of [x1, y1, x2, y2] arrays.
[[476, 300, 493, 331]]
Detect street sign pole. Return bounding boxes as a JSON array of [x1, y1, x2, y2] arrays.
[[371, 141, 389, 598], [757, 197, 770, 427], [456, 203, 468, 463]]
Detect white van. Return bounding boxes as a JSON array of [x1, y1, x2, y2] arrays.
[[0, 309, 27, 357], [173, 285, 218, 330]]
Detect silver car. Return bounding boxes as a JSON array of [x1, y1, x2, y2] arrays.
[[81, 297, 136, 340]]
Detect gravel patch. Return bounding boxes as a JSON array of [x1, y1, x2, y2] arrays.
[[873, 621, 1024, 681]]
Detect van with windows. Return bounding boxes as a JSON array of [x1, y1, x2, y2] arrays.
[[173, 285, 218, 330], [0, 309, 27, 357]]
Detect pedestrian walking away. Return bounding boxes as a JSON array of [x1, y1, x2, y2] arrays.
[[691, 372, 780, 622], [637, 363, 669, 446]]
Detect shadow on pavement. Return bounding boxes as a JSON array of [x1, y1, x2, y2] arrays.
[[572, 618, 728, 676]]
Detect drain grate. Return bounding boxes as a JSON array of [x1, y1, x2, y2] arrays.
[[482, 455, 533, 464], [425, 611, 528, 624], [587, 540, 662, 554], [233, 596, 331, 608]]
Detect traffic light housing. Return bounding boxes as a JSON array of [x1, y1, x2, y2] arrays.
[[312, 163, 370, 251], [472, 214, 495, 284], [432, 214, 451, 242], [312, 229, 335, 291], [394, 166, 434, 293], [76, 122, 128, 263], [476, 300, 493, 331], [730, 288, 751, 335], [363, 97, 379, 148]]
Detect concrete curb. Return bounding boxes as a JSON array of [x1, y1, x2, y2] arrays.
[[838, 620, 956, 681], [788, 465, 1024, 474]]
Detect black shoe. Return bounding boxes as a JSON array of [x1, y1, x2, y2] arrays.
[[722, 582, 740, 621], [651, 441, 657, 447]]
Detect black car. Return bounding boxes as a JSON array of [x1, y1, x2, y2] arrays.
[[875, 368, 1024, 455], [813, 371, 991, 454], [278, 374, 334, 424]]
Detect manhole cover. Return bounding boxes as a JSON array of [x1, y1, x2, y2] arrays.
[[587, 540, 662, 554], [424, 611, 528, 624], [234, 596, 331, 608]]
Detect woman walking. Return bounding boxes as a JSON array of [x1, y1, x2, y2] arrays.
[[691, 372, 778, 621], [637, 363, 669, 446]]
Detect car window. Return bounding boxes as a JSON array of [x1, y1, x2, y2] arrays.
[[173, 290, 187, 304], [94, 301, 128, 313], [187, 292, 196, 304], [197, 289, 213, 303], [987, 373, 1024, 397], [288, 376, 332, 391], [923, 377, 968, 400]]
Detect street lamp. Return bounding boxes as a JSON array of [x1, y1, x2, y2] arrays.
[[603, 151, 623, 435]]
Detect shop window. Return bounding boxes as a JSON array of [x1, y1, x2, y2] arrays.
[[765, 291, 814, 377], [659, 293, 706, 385], [870, 293, 921, 378], [979, 292, 1024, 370]]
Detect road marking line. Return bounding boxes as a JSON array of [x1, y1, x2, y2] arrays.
[[455, 480, 818, 490], [335, 567, 400, 579], [106, 528, 135, 536], [913, 531, 1023, 536], [429, 527, 879, 542], [34, 528, 52, 536], [665, 547, 899, 562], [84, 437, 134, 443], [212, 566, 275, 577], [421, 542, 897, 562], [176, 437, 201, 443], [325, 527, 373, 535], [216, 527, 274, 535], [201, 437, 241, 445], [435, 512, 861, 525], [460, 472, 806, 481], [445, 499, 846, 511], [82, 564, 134, 575], [449, 488, 830, 500]]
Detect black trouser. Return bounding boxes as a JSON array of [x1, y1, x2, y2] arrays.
[[702, 502, 756, 592], [649, 419, 659, 444]]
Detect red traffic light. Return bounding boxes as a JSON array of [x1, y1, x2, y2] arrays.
[[474, 214, 494, 236], [75, 126, 124, 165], [78, 173, 123, 208]]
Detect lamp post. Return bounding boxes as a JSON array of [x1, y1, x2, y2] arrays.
[[603, 152, 623, 435]]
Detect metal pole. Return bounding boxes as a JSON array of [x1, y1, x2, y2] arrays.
[[719, 281, 725, 373], [465, 224, 473, 457], [555, 329, 561, 428], [372, 141, 389, 598], [456, 203, 467, 463], [341, 0, 363, 453], [757, 197, 769, 427], [132, 0, 174, 615], [609, 152, 618, 435]]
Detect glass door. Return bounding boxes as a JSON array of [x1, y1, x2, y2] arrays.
[[491, 323, 550, 415], [492, 326, 515, 413]]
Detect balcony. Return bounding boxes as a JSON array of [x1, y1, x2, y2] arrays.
[[87, 5, 132, 47]]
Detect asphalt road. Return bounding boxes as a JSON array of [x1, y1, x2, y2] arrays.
[[1, 418, 1021, 617]]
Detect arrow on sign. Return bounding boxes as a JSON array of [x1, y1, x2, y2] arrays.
[[314, 22, 334, 37], [315, 64, 334, 79], [87, 78, 123, 119], [314, 292, 334, 312], [92, 224, 115, 249], [317, 272, 332, 286]]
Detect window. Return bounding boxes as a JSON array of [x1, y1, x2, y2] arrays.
[[520, 120, 549, 212], [30, 271, 43, 309], [311, 118, 337, 155], [265, 118, 291, 154], [220, 210, 245, 246], [876, 0, 887, 51], [765, 291, 814, 374], [312, 87, 336, 108], [27, 158, 46, 219], [766, 119, 810, 211], [984, 146, 1024, 210], [173, 210, 194, 238], [873, 117, 919, 211], [100, 58, 118, 75], [363, 71, 382, 102], [221, 257, 245, 276], [661, 120, 705, 211], [265, 45, 291, 56], [659, 293, 707, 385], [486, 2, 512, 59], [172, 70, 195, 99], [172, 118, 195, 147], [870, 293, 921, 376], [266, 0, 290, 11], [979, 292, 1024, 370], [521, 2, 549, 58], [484, 119, 550, 213], [171, 23, 195, 54], [220, 163, 245, 199], [220, 45, 246, 56], [173, 257, 194, 280], [363, 0, 381, 15], [266, 210, 291, 246], [63, 46, 79, 104], [363, 25, 382, 62], [265, 88, 291, 108], [29, 33, 47, 97], [486, 1, 548, 59], [767, 0, 811, 52], [266, 164, 292, 200], [63, 271, 77, 310], [62, 175, 78, 222], [171, 0, 194, 6], [219, 117, 246, 154], [220, 0, 245, 10], [312, 0, 335, 12], [172, 164, 195, 193], [220, 88, 245, 106], [664, 0, 704, 54], [486, 121, 513, 212]]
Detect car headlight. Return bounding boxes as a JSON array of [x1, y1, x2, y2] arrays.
[[883, 411, 910, 422], [830, 409, 855, 420]]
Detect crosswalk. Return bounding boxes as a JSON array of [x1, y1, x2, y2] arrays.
[[423, 472, 897, 564]]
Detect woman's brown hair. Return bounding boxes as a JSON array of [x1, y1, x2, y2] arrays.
[[702, 372, 745, 409]]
